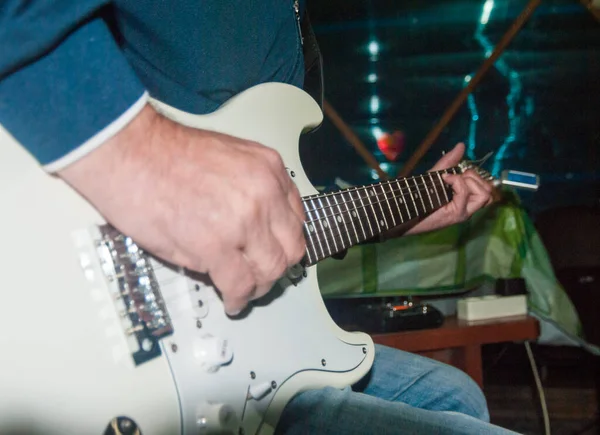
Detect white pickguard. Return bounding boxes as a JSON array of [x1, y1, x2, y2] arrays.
[[0, 83, 374, 435]]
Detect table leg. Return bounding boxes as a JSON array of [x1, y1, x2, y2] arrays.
[[451, 345, 484, 388]]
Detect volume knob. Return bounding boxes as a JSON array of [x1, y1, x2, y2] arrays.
[[196, 403, 238, 434], [193, 335, 233, 372]]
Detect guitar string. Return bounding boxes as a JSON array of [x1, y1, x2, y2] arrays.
[[302, 171, 456, 213], [303, 180, 451, 241], [301, 170, 458, 218], [303, 202, 433, 262], [302, 179, 451, 224], [302, 183, 453, 261], [301, 167, 459, 207]]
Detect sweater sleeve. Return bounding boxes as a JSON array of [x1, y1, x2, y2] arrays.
[[0, 1, 148, 172]]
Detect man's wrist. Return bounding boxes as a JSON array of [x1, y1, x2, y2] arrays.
[[57, 104, 161, 205]]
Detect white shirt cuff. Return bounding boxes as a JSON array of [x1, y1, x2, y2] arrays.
[[43, 91, 149, 172]]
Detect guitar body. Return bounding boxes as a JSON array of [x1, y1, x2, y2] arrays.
[[0, 83, 375, 435]]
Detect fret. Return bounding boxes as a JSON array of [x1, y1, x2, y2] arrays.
[[428, 172, 443, 208], [333, 191, 358, 246], [351, 187, 375, 239], [443, 168, 457, 202], [435, 171, 450, 203], [411, 176, 427, 216], [323, 193, 345, 253], [403, 178, 420, 218], [378, 183, 397, 228], [364, 186, 383, 234], [302, 200, 319, 263], [342, 189, 367, 243], [394, 179, 411, 220], [421, 174, 435, 212], [366, 185, 387, 232], [387, 180, 407, 224], [315, 196, 333, 257], [304, 198, 326, 261], [342, 189, 367, 242]]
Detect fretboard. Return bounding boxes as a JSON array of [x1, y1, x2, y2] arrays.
[[302, 167, 460, 266]]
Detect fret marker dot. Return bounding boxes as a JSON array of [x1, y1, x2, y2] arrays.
[[323, 221, 328, 228], [352, 211, 357, 217], [308, 224, 314, 233], [336, 215, 342, 223], [370, 190, 375, 196], [430, 189, 434, 194], [415, 194, 419, 198], [399, 199, 403, 204], [380, 220, 385, 227]]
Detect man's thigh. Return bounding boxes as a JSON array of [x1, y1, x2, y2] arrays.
[[276, 384, 515, 435], [353, 344, 489, 421]]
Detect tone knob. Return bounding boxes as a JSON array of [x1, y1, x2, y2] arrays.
[[248, 382, 273, 400], [196, 403, 238, 434], [193, 335, 233, 372]]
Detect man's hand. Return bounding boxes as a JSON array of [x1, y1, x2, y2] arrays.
[[404, 142, 493, 235], [59, 105, 306, 315], [380, 142, 493, 240]]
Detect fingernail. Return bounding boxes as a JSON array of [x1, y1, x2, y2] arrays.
[[226, 308, 242, 317]]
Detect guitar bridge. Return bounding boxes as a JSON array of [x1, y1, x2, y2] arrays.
[[97, 225, 173, 365]]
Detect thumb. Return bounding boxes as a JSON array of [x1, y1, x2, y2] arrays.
[[429, 142, 465, 171]]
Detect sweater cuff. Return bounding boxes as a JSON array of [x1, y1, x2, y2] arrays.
[[0, 18, 147, 171]]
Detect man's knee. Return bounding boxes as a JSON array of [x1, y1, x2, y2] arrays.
[[433, 362, 490, 422]]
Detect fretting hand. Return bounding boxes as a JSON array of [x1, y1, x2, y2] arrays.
[[404, 142, 493, 235], [58, 105, 306, 316]]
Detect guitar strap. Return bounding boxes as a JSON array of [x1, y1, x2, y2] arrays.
[[300, 13, 381, 259], [301, 12, 324, 110]]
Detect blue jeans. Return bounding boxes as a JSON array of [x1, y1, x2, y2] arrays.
[[276, 344, 518, 434]]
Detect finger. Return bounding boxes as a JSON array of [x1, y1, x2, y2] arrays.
[[461, 170, 495, 206], [463, 177, 492, 216], [260, 148, 306, 225], [252, 282, 275, 301], [462, 173, 493, 200], [430, 143, 466, 172], [269, 202, 306, 266], [258, 146, 295, 194], [442, 174, 468, 219], [286, 180, 307, 224], [208, 250, 256, 315], [462, 170, 493, 193], [242, 221, 290, 285]]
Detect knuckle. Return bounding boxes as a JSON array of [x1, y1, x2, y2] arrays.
[[263, 252, 288, 281], [237, 196, 261, 222], [289, 233, 307, 264], [292, 243, 307, 264], [260, 146, 285, 168]]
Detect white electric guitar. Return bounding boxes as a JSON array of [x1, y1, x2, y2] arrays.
[[0, 83, 493, 435]]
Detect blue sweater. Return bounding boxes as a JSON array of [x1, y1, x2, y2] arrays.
[[0, 1, 305, 169]]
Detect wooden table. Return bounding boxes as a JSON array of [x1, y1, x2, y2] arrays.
[[371, 315, 540, 387]]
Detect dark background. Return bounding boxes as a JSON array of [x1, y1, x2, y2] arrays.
[[300, 0, 600, 217]]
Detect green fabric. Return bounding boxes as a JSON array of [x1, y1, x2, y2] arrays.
[[317, 190, 586, 347]]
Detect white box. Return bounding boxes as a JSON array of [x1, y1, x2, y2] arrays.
[[457, 295, 528, 321]]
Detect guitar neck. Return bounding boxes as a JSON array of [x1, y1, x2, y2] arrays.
[[301, 167, 461, 266]]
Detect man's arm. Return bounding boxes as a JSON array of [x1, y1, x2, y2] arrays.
[[0, 1, 148, 170], [1, 3, 307, 316], [58, 105, 307, 316]]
